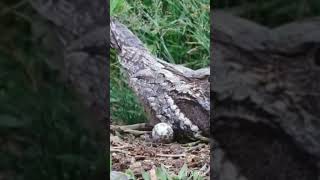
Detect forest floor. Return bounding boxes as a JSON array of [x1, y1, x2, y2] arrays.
[[110, 125, 210, 179]]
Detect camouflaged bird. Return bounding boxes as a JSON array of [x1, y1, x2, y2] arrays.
[[110, 18, 210, 139]]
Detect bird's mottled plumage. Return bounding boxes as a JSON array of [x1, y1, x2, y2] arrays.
[[110, 17, 210, 138]]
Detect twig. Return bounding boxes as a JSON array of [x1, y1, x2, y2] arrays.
[[111, 125, 150, 136], [182, 141, 200, 147], [199, 163, 210, 176], [121, 123, 149, 130], [112, 145, 130, 149], [156, 153, 186, 157], [110, 148, 129, 154], [185, 144, 205, 152], [194, 134, 209, 143], [135, 155, 146, 161], [204, 166, 210, 176]]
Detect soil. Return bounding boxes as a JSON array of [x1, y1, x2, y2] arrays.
[[110, 128, 210, 179]]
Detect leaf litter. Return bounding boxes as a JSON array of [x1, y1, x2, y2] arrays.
[[110, 128, 210, 179]]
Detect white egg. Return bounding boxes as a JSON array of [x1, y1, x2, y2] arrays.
[[152, 123, 174, 143]]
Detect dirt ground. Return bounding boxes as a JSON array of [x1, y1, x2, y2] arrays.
[[111, 128, 210, 179]]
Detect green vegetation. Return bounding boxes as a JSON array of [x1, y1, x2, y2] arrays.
[[110, 0, 210, 125], [0, 1, 104, 179], [124, 164, 204, 180]]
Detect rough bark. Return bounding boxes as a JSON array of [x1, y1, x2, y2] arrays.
[[212, 11, 320, 179], [111, 18, 210, 138]]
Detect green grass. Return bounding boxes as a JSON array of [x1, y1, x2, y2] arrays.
[[112, 0, 210, 69], [110, 0, 210, 125]]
